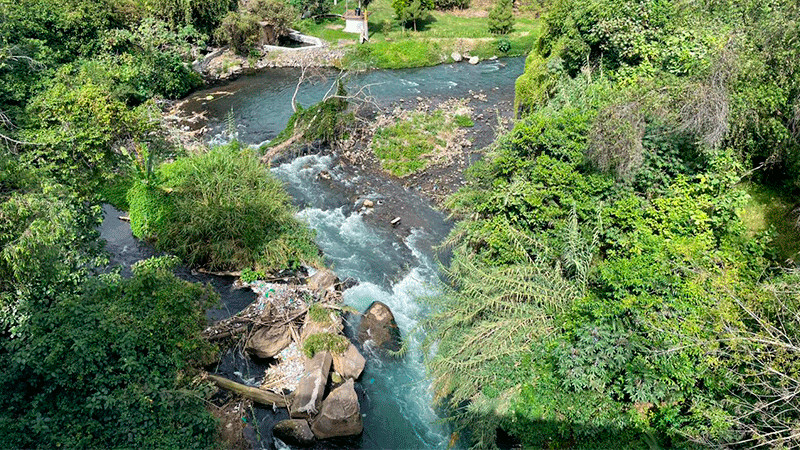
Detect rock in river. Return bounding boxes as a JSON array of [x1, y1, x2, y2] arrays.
[[310, 379, 363, 439], [244, 324, 292, 359], [290, 351, 332, 418], [273, 419, 315, 446], [332, 343, 366, 380], [358, 301, 401, 352]]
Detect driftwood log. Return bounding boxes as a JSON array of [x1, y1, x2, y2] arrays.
[[208, 374, 292, 407]]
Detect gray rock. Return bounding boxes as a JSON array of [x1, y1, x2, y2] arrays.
[[358, 301, 401, 351], [273, 419, 315, 446], [451, 52, 462, 62], [310, 379, 363, 439], [332, 343, 366, 380], [290, 351, 332, 418], [468, 56, 479, 65], [245, 324, 292, 359]]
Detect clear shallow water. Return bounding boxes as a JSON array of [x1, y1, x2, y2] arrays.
[[180, 57, 526, 144]]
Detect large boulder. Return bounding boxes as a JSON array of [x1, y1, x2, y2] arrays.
[[310, 379, 363, 439], [451, 51, 463, 62], [273, 419, 315, 447], [244, 324, 292, 359], [358, 301, 401, 352], [332, 343, 366, 380], [468, 56, 480, 65], [290, 351, 332, 418], [308, 268, 339, 298]]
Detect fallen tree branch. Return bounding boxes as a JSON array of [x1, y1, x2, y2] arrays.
[[207, 374, 292, 407], [260, 130, 305, 164], [205, 324, 249, 341], [196, 268, 242, 277]]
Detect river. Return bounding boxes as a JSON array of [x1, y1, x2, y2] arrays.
[[106, 57, 525, 449]]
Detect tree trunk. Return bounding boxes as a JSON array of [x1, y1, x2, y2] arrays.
[[208, 374, 292, 407]]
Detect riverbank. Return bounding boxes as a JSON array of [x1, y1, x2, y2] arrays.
[[189, 0, 539, 82]]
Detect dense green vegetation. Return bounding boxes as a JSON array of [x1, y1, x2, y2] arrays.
[[129, 143, 319, 271], [426, 0, 800, 448], [0, 156, 219, 447], [0, 0, 323, 445]]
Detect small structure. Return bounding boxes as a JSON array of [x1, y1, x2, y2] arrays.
[[343, 9, 367, 36]]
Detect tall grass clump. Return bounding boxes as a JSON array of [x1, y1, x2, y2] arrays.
[[128, 143, 319, 271]]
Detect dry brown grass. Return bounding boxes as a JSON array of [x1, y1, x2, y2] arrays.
[[587, 102, 645, 181]]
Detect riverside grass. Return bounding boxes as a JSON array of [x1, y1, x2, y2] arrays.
[[128, 143, 319, 272]]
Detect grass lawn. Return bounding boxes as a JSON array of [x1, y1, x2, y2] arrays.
[[293, 0, 541, 69], [739, 182, 800, 264]]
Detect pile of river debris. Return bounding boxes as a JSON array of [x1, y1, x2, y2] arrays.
[[202, 268, 401, 447]]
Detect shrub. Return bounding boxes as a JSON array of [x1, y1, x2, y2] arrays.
[[240, 267, 266, 282], [247, 0, 298, 44], [289, 0, 334, 20], [496, 37, 512, 53], [22, 74, 162, 189], [128, 143, 319, 271], [488, 0, 514, 35], [302, 332, 349, 358], [434, 0, 469, 10], [270, 86, 352, 147]]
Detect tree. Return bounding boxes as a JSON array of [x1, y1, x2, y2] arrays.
[[290, 0, 334, 20], [488, 0, 514, 34], [392, 0, 432, 31]]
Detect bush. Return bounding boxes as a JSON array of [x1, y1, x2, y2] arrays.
[[496, 37, 512, 53], [21, 74, 162, 189], [433, 0, 470, 10], [215, 11, 262, 55], [128, 143, 319, 271]]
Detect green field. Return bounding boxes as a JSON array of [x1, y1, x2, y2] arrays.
[[294, 0, 540, 69]]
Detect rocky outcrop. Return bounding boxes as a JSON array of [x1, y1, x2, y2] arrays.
[[358, 301, 402, 351], [310, 379, 363, 439], [273, 419, 315, 446], [244, 324, 292, 359], [332, 343, 366, 380], [290, 351, 332, 418]]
